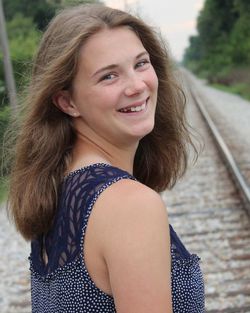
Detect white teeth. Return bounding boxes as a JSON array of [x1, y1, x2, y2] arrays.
[[120, 102, 146, 113]]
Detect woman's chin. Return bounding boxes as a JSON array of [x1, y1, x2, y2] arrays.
[[129, 123, 155, 140]]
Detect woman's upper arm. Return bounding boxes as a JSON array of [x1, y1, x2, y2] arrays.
[[96, 179, 173, 313]]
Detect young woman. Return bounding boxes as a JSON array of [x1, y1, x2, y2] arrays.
[[8, 4, 205, 313]]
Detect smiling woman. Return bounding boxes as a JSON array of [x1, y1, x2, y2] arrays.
[[7, 4, 205, 313]]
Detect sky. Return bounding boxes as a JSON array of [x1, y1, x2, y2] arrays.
[[104, 0, 205, 61]]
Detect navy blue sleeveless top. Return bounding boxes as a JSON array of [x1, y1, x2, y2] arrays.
[[30, 163, 205, 312]]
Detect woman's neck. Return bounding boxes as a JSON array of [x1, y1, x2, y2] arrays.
[[69, 132, 138, 175]]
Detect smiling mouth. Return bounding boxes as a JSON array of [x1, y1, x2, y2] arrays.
[[118, 98, 149, 113]]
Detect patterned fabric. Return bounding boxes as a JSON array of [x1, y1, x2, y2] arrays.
[[30, 163, 205, 312]]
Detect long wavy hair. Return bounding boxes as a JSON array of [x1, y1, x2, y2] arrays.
[[7, 4, 198, 240]]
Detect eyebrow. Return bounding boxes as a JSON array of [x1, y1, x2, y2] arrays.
[[92, 51, 149, 78]]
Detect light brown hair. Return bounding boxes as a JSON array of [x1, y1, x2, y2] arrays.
[[7, 4, 197, 240]]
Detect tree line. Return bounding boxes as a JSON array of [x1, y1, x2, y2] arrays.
[[0, 0, 102, 107], [183, 0, 250, 96]]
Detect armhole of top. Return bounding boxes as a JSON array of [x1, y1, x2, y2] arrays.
[[79, 174, 136, 296]]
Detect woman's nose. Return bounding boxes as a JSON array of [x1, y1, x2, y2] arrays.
[[124, 74, 146, 96]]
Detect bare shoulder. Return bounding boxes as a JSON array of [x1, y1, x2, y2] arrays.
[[94, 179, 172, 312], [96, 178, 167, 216], [94, 178, 170, 243]]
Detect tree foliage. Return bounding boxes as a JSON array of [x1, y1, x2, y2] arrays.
[[183, 0, 250, 82], [0, 14, 41, 106], [3, 0, 102, 30], [3, 0, 56, 30], [0, 0, 102, 105]]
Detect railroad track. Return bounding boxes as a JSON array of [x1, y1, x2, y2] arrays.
[[163, 69, 250, 312], [184, 69, 250, 217]]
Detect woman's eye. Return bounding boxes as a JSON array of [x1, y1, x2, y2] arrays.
[[100, 73, 116, 81], [135, 59, 150, 68]]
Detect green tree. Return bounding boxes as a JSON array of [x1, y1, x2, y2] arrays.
[[183, 0, 250, 72], [183, 0, 250, 98], [0, 14, 41, 105], [3, 0, 102, 30], [197, 0, 237, 72], [0, 0, 102, 104], [230, 0, 250, 65], [183, 35, 202, 71], [3, 0, 56, 30], [59, 0, 102, 6]]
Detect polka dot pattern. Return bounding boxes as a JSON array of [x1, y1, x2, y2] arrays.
[[30, 163, 205, 312]]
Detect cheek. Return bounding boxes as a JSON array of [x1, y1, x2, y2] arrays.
[[147, 69, 159, 93], [92, 88, 121, 112]]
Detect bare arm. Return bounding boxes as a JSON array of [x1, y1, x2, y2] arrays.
[[96, 179, 173, 313]]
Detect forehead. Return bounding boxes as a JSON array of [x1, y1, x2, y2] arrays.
[[78, 27, 146, 72]]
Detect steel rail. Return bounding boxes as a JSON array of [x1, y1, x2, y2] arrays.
[[184, 71, 250, 216]]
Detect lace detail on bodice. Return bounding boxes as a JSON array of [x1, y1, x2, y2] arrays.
[[31, 163, 135, 276]]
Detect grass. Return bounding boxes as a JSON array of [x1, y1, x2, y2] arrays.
[[184, 63, 250, 102], [211, 82, 250, 101], [0, 177, 8, 204]]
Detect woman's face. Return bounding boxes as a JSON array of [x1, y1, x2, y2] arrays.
[[70, 26, 158, 147]]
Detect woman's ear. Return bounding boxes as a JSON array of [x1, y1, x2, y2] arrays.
[[52, 90, 80, 117]]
